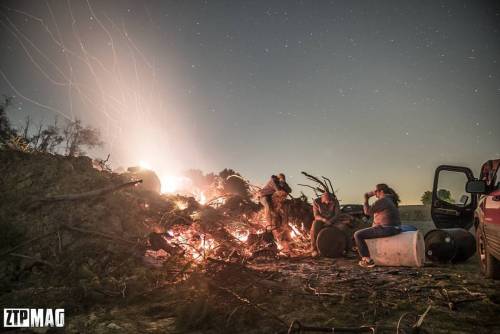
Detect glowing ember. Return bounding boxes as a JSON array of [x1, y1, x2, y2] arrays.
[[174, 200, 188, 210], [290, 225, 301, 239], [232, 230, 249, 242], [167, 227, 219, 262]]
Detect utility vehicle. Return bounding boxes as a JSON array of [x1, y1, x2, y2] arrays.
[[432, 159, 500, 278]]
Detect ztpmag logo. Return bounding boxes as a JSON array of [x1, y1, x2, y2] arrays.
[[3, 309, 64, 328]]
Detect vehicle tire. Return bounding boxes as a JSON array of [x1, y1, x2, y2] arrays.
[[476, 226, 500, 279]]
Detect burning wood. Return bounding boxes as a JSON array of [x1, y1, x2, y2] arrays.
[[138, 183, 318, 264]]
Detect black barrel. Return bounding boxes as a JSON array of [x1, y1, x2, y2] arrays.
[[316, 226, 347, 258], [424, 228, 476, 263]]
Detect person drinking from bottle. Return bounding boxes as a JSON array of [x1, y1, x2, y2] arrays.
[[354, 183, 401, 268]]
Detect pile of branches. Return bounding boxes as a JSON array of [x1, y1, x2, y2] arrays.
[[0, 149, 352, 316]]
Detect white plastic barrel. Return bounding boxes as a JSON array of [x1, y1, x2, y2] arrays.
[[365, 231, 425, 267]]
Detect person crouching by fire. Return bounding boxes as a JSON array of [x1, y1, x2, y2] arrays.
[[354, 183, 402, 268], [310, 192, 340, 257], [258, 173, 292, 226]]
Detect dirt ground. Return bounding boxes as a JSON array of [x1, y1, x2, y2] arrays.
[[45, 221, 500, 334], [1, 214, 499, 334]]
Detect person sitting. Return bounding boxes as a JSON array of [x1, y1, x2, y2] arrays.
[[310, 192, 340, 257], [354, 183, 401, 268]]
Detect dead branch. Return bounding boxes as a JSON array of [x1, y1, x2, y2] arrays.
[[298, 183, 322, 197], [95, 153, 112, 171], [461, 286, 487, 298], [322, 176, 335, 195], [171, 261, 194, 282], [38, 179, 143, 203], [305, 280, 341, 297], [301, 171, 329, 194], [9, 252, 56, 268], [415, 305, 432, 329], [96, 153, 111, 165], [0, 231, 56, 257], [63, 225, 138, 245], [301, 172, 337, 198], [211, 283, 288, 327]]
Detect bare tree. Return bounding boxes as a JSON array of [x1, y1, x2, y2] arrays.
[[17, 116, 64, 153], [1, 98, 103, 156], [38, 118, 64, 153], [62, 119, 103, 156], [21, 115, 31, 140], [29, 121, 45, 149], [0, 96, 16, 144]]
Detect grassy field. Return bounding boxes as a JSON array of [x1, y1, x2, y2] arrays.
[[403, 219, 442, 235], [399, 205, 432, 222]]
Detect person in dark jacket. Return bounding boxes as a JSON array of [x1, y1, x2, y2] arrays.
[[309, 192, 340, 257], [354, 183, 401, 268], [258, 173, 291, 225]]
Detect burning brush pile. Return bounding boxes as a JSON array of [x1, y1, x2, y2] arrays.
[[140, 173, 318, 266], [0, 149, 318, 309], [142, 170, 364, 265]]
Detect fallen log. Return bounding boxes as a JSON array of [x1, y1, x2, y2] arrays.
[[37, 179, 143, 203]]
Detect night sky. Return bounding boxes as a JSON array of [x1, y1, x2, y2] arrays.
[[1, 1, 499, 204]]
